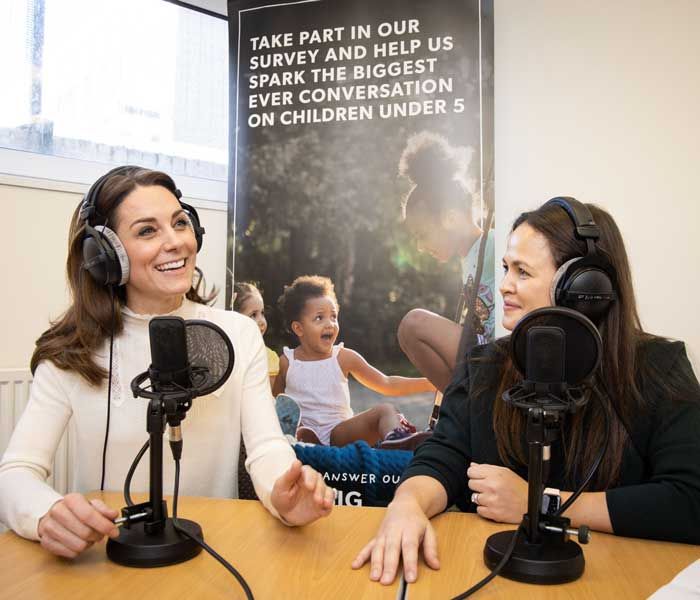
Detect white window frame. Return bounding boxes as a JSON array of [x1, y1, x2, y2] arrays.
[[0, 148, 227, 210]]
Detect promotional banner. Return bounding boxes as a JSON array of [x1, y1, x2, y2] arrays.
[[228, 0, 494, 505]]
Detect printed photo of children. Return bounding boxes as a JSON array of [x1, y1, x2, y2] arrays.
[[229, 0, 494, 428], [273, 276, 434, 450]]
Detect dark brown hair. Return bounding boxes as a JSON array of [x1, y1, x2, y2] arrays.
[[492, 202, 645, 488], [278, 275, 338, 333], [31, 167, 216, 386]]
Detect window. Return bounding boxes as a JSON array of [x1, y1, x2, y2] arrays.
[[0, 0, 228, 201]]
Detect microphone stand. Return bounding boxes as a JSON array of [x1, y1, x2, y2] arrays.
[[106, 386, 203, 567], [483, 383, 591, 584]]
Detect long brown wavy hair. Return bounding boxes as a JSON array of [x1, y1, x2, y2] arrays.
[[492, 202, 663, 489], [31, 167, 216, 386]]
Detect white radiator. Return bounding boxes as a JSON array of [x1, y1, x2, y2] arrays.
[[0, 368, 71, 495]]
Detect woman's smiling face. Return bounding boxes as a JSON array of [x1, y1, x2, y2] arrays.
[[499, 223, 558, 331], [116, 185, 197, 314]]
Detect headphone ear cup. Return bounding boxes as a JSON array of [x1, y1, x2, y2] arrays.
[[82, 234, 110, 286], [555, 259, 616, 323], [550, 257, 580, 306], [179, 201, 205, 252], [82, 225, 130, 286]]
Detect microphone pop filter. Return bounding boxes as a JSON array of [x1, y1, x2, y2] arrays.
[[510, 307, 602, 386], [185, 320, 235, 396]]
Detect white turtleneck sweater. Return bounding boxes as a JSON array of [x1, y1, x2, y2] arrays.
[[0, 299, 295, 540]]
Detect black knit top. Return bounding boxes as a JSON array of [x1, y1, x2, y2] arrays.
[[403, 338, 700, 544]]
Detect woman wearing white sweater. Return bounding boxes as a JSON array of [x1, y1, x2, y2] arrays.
[[0, 166, 334, 558]]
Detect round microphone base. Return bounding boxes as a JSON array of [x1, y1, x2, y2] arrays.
[[107, 518, 202, 568], [483, 530, 584, 584]]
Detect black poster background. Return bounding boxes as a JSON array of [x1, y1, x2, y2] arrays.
[[227, 0, 494, 423]]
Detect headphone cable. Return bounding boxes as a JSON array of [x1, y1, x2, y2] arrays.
[[100, 287, 116, 491], [556, 382, 612, 516]]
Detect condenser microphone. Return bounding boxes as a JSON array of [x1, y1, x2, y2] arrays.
[[484, 307, 603, 585], [131, 316, 235, 406], [147, 317, 191, 445], [526, 326, 565, 385], [109, 316, 235, 568], [148, 317, 191, 394], [502, 307, 601, 414]]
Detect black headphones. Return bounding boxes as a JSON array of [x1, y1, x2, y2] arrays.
[[80, 166, 205, 286], [545, 197, 617, 323]]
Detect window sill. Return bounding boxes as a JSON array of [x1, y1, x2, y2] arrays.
[[0, 149, 227, 212]]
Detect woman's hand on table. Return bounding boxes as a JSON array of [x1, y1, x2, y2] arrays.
[[351, 495, 440, 585]]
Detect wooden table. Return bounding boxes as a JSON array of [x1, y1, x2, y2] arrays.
[[405, 511, 700, 599], [0, 492, 400, 600], [2, 494, 698, 599]]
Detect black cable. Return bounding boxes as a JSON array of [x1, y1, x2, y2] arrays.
[[173, 458, 180, 519], [123, 439, 150, 507], [100, 287, 116, 490], [171, 459, 255, 600], [556, 383, 612, 516], [450, 523, 525, 599]]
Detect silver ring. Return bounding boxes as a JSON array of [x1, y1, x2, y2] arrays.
[[471, 492, 480, 506]]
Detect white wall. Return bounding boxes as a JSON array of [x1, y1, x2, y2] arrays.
[[0, 178, 228, 370], [494, 0, 700, 368]]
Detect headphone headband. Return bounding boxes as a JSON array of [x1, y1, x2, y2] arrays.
[[544, 196, 601, 241], [81, 165, 139, 225]]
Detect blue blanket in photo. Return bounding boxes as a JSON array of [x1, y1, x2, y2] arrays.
[[293, 441, 413, 507]]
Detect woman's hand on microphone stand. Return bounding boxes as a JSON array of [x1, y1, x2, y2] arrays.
[[270, 460, 334, 526], [467, 462, 528, 523], [37, 493, 119, 558]]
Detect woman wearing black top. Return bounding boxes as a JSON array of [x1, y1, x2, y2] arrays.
[[352, 200, 700, 585]]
